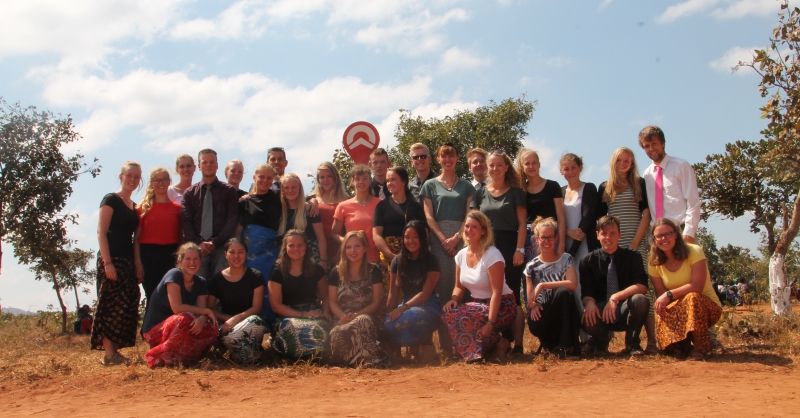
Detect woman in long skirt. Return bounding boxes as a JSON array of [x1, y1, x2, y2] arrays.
[[91, 161, 142, 366], [269, 230, 329, 359]]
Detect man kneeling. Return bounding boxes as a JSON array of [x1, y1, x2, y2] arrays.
[[579, 216, 649, 356]]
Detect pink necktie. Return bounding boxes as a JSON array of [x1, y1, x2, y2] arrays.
[[655, 165, 664, 220]]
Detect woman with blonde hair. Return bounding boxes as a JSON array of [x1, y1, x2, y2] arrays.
[[442, 210, 516, 362], [135, 167, 182, 302], [167, 154, 195, 204], [278, 173, 328, 269], [92, 161, 142, 366], [141, 243, 219, 368], [327, 230, 387, 367], [515, 148, 565, 256], [597, 146, 656, 352], [310, 161, 350, 267]]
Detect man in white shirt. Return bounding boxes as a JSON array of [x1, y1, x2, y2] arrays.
[[639, 126, 701, 244]]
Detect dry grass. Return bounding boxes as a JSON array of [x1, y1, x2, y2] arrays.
[[1, 304, 798, 385]]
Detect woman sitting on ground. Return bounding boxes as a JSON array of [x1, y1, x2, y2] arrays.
[[383, 220, 440, 362], [141, 243, 218, 368], [327, 230, 387, 367], [269, 229, 329, 359], [524, 217, 580, 358], [442, 210, 516, 362], [207, 239, 266, 364], [648, 219, 722, 359]]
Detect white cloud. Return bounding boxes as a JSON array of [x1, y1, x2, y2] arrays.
[[438, 47, 491, 73], [657, 0, 720, 24], [709, 46, 758, 74], [711, 0, 783, 19], [40, 69, 434, 176], [0, 0, 181, 65], [170, 0, 269, 40], [598, 0, 614, 10]]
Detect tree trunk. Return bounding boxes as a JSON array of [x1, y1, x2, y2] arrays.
[[769, 191, 800, 315], [72, 285, 81, 311], [50, 268, 68, 334]]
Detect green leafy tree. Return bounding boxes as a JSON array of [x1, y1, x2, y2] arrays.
[[696, 227, 723, 281], [710, 1, 800, 313], [391, 97, 535, 178], [0, 99, 100, 275]]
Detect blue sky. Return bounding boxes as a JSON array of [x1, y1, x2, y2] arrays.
[[0, 0, 786, 311]]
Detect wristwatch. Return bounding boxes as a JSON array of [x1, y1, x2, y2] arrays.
[[516, 247, 525, 254]]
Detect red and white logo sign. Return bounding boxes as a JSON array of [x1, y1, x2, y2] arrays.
[[342, 121, 380, 164]]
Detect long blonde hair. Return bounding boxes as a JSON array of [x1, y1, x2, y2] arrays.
[[278, 173, 307, 235], [139, 167, 171, 217], [311, 161, 349, 202], [514, 148, 539, 187], [337, 230, 369, 282], [603, 147, 643, 203]]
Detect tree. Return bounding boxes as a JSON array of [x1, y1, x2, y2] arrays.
[[735, 1, 800, 314], [694, 139, 795, 255], [696, 227, 723, 281], [0, 99, 100, 275], [391, 97, 535, 178]]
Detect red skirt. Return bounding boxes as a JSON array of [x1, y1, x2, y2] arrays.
[[142, 313, 218, 368]]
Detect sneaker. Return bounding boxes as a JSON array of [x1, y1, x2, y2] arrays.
[[627, 347, 645, 357]]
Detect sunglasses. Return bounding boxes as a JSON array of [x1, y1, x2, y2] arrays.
[[411, 155, 429, 161]]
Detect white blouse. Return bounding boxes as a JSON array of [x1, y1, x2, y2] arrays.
[[455, 246, 513, 299]]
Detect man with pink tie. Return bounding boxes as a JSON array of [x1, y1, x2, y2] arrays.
[[639, 126, 701, 244]]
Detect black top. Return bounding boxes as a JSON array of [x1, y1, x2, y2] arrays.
[[597, 178, 649, 216], [579, 248, 647, 305], [141, 268, 209, 333], [561, 182, 601, 255], [525, 179, 563, 222], [181, 178, 240, 248], [327, 263, 384, 286], [239, 191, 281, 230], [209, 268, 264, 316], [269, 264, 326, 307], [282, 207, 322, 241], [409, 170, 438, 202], [99, 193, 139, 259], [373, 197, 425, 238], [390, 255, 439, 300]]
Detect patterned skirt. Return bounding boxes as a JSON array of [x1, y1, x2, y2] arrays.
[[273, 313, 329, 359], [441, 294, 517, 362], [221, 315, 266, 364], [91, 257, 140, 350], [383, 297, 441, 346], [329, 314, 387, 367], [142, 312, 218, 368], [656, 292, 722, 355]]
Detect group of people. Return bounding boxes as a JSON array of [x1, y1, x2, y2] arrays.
[[90, 125, 723, 368]]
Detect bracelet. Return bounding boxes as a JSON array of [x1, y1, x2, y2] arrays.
[[666, 290, 675, 302]]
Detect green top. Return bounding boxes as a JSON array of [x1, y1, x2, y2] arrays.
[[419, 178, 475, 222]]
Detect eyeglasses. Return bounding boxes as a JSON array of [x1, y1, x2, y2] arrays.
[[411, 155, 428, 161], [654, 231, 675, 241]]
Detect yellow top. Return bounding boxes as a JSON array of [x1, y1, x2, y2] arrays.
[[648, 243, 721, 307]]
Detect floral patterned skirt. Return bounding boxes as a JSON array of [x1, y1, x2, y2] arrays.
[[656, 292, 722, 355], [91, 257, 140, 350], [221, 314, 266, 364], [329, 314, 387, 367], [273, 308, 329, 359], [143, 313, 218, 368], [441, 294, 517, 362], [383, 297, 441, 346]]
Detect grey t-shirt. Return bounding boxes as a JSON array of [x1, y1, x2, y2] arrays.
[[472, 186, 526, 232], [419, 178, 475, 222]]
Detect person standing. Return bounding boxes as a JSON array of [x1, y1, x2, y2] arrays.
[[309, 161, 350, 267], [408, 143, 438, 201], [168, 154, 195, 205], [267, 147, 288, 193], [92, 161, 142, 366], [181, 149, 240, 279], [224, 159, 246, 197], [467, 147, 488, 191], [368, 148, 391, 200], [639, 125, 701, 244]]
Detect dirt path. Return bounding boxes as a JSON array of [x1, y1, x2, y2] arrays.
[[3, 357, 797, 417]]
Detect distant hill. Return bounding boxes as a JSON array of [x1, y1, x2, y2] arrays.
[[2, 307, 35, 316]]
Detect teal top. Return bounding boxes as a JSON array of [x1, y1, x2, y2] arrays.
[[419, 177, 475, 222]]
